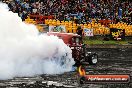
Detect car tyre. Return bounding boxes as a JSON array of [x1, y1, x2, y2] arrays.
[[88, 53, 98, 65]]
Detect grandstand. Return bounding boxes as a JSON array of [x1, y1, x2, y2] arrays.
[[2, 0, 132, 36]]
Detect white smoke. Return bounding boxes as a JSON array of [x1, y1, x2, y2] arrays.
[[0, 2, 75, 80]]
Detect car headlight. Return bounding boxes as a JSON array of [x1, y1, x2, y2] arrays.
[[76, 38, 79, 45]]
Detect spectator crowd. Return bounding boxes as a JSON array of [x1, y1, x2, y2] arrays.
[[1, 0, 132, 24]]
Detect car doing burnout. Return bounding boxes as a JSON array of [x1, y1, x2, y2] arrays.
[[47, 32, 98, 66]]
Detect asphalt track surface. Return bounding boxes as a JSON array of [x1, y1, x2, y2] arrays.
[[0, 48, 132, 88]]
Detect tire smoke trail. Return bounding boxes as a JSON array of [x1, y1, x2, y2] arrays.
[[0, 2, 75, 80]]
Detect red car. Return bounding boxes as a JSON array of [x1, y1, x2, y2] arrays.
[[47, 32, 98, 66]]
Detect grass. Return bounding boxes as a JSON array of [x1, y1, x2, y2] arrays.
[[83, 37, 131, 45]]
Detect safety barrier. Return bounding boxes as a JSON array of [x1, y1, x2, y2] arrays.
[[24, 17, 132, 36], [109, 22, 132, 36]]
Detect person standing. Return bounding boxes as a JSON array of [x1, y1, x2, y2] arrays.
[[77, 26, 83, 35], [76, 26, 83, 40]]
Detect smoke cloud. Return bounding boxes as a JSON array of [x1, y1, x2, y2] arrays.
[[0, 2, 75, 80]]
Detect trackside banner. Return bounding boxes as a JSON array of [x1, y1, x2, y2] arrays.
[[84, 28, 94, 36], [110, 28, 125, 40], [49, 25, 66, 32]]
